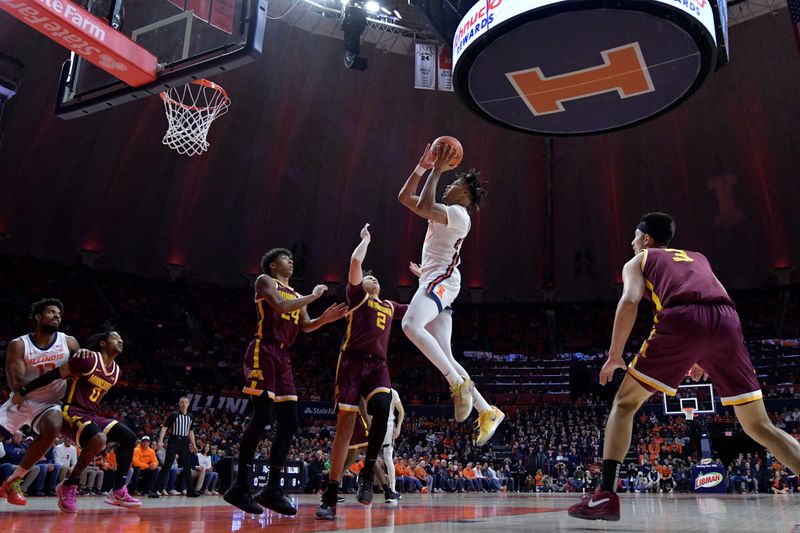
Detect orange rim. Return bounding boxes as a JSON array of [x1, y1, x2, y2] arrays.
[[160, 79, 230, 112]]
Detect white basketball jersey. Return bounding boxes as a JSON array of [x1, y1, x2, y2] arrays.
[[419, 204, 471, 284], [18, 333, 70, 402]]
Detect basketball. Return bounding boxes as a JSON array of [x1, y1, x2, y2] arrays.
[[431, 136, 463, 168]]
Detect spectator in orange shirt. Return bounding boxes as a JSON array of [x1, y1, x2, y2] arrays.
[[396, 460, 410, 492], [129, 436, 159, 495], [404, 459, 423, 493], [463, 462, 480, 492], [414, 459, 430, 492]]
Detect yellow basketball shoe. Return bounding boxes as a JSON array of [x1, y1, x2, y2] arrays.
[[476, 406, 505, 446], [450, 377, 474, 422]]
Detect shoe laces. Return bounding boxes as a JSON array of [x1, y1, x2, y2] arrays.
[[10, 479, 24, 496]]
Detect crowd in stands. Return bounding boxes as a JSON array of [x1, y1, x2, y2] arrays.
[[1, 255, 798, 405]]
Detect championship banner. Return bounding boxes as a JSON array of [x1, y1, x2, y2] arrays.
[[415, 43, 436, 90], [437, 46, 454, 92]]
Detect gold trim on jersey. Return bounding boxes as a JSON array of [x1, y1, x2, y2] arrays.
[[65, 379, 79, 404], [103, 420, 119, 434], [274, 395, 298, 403], [639, 325, 657, 358], [627, 357, 677, 395], [721, 390, 763, 406], [98, 353, 115, 377], [83, 352, 99, 377], [334, 351, 344, 384], [640, 249, 648, 271], [366, 387, 391, 403], [341, 314, 354, 352], [644, 278, 663, 316], [255, 299, 266, 340], [62, 404, 91, 444]]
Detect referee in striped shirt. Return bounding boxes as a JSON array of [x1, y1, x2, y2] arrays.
[[150, 397, 199, 498]]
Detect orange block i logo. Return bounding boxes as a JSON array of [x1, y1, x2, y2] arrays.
[[505, 42, 655, 116]]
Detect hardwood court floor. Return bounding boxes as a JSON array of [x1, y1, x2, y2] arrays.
[[1, 492, 799, 532]]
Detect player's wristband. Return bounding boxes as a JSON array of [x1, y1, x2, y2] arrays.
[[16, 386, 29, 397]]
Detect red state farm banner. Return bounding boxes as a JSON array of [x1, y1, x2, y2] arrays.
[[0, 0, 157, 87]]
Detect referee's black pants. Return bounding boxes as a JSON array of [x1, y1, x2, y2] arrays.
[[154, 438, 196, 495]]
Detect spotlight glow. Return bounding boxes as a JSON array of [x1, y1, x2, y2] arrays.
[[365, 1, 380, 14]]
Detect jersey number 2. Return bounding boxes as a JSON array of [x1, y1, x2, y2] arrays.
[[376, 312, 387, 330]]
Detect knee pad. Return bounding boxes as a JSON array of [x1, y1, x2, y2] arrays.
[[250, 395, 274, 427], [274, 402, 299, 435], [78, 423, 104, 449], [367, 392, 391, 421]]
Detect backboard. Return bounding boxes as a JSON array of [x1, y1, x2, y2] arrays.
[[56, 0, 267, 119], [663, 383, 716, 417]]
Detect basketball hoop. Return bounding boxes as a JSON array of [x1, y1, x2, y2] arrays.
[[160, 79, 230, 157], [682, 407, 696, 421]]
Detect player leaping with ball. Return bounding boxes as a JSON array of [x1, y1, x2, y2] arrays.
[[398, 138, 504, 445]]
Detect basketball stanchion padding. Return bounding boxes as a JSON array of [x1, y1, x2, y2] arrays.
[[160, 79, 230, 157]]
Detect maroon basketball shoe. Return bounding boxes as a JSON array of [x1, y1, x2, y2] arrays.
[[568, 489, 620, 521]]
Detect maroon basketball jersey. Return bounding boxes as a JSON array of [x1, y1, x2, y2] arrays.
[[63, 351, 120, 411], [255, 279, 302, 348], [342, 282, 407, 359], [641, 248, 734, 309]]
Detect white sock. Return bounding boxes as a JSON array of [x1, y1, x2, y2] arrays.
[[384, 448, 396, 492], [472, 387, 491, 413], [444, 371, 464, 387]]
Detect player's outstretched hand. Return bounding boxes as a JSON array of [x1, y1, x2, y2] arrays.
[[409, 262, 422, 278], [599, 354, 627, 385], [418, 144, 437, 170], [312, 284, 328, 298], [689, 363, 709, 382], [322, 303, 349, 323], [360, 223, 371, 241]]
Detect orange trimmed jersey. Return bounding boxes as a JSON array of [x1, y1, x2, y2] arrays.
[[341, 282, 407, 359], [641, 248, 734, 311], [63, 351, 120, 412], [254, 279, 302, 348]]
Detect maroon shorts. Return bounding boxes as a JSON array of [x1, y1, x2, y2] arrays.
[[628, 303, 762, 406], [349, 415, 369, 449], [61, 405, 118, 445], [334, 350, 391, 412], [242, 338, 297, 402]]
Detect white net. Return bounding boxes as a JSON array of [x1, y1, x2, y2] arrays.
[[682, 407, 695, 420], [161, 79, 230, 157]]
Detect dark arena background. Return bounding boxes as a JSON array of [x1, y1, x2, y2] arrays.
[[1, 0, 800, 531]]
